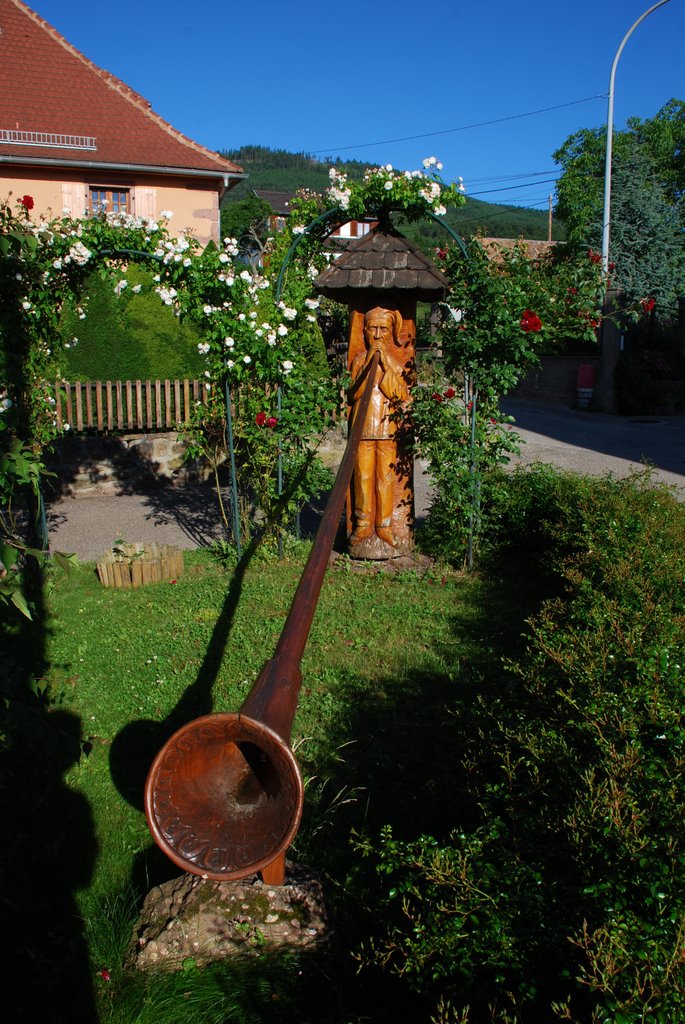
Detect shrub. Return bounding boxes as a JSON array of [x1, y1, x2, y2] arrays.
[[359, 467, 685, 1023], [58, 266, 204, 381]]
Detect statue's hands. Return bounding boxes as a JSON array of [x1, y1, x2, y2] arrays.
[[371, 342, 387, 368]]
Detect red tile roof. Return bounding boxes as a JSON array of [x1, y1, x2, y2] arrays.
[[0, 0, 243, 179]]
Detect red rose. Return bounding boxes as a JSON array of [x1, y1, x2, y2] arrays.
[[435, 247, 447, 260], [255, 412, 267, 426], [432, 392, 443, 402], [520, 309, 542, 333], [20, 194, 34, 211], [588, 250, 601, 265], [99, 970, 111, 981], [641, 297, 655, 313], [266, 416, 278, 428], [443, 387, 456, 399]]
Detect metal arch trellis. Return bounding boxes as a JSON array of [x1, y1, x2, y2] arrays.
[[273, 206, 470, 302], [93, 210, 471, 561]]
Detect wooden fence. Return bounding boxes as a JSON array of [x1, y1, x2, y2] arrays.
[[51, 379, 207, 432]]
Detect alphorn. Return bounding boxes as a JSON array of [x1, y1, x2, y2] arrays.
[[144, 351, 381, 885]]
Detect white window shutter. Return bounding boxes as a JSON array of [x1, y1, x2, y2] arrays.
[[62, 182, 87, 216], [132, 187, 156, 218]]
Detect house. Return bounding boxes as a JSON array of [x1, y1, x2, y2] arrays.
[[254, 188, 376, 245], [0, 0, 244, 244]]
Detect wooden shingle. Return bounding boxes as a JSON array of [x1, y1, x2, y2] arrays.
[[315, 225, 449, 304]]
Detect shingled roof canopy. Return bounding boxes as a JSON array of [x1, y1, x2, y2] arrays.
[[315, 226, 450, 305], [0, 0, 244, 184]]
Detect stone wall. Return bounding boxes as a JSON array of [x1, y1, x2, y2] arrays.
[[512, 354, 600, 407], [47, 431, 210, 496]]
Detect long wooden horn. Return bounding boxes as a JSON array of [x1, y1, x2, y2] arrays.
[[144, 351, 380, 884]]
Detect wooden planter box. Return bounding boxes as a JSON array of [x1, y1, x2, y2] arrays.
[[96, 543, 183, 589]]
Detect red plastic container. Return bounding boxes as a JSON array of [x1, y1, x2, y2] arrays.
[[577, 364, 596, 389]]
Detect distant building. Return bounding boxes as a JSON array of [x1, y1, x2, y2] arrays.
[[477, 237, 558, 261], [0, 0, 244, 244], [253, 189, 376, 246]]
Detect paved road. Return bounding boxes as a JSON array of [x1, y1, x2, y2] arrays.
[[502, 398, 685, 494], [46, 399, 685, 562]]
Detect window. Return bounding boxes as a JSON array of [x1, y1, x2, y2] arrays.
[[89, 187, 130, 215]]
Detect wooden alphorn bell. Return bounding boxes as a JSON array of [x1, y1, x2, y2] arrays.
[[144, 351, 381, 885]]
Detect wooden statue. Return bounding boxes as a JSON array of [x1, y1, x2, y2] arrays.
[[347, 304, 415, 558]]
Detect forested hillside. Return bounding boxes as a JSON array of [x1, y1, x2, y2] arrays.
[[221, 145, 566, 242]]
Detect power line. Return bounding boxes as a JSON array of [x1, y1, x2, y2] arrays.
[[311, 94, 607, 155], [468, 177, 560, 197], [466, 170, 557, 184]]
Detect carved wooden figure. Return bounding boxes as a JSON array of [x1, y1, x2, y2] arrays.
[[346, 305, 415, 558]]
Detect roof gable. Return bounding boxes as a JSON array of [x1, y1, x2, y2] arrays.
[[0, 0, 242, 177]]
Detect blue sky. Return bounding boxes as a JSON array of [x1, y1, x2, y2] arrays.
[[27, 0, 684, 210]]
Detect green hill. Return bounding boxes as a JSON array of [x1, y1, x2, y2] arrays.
[[220, 145, 566, 243]]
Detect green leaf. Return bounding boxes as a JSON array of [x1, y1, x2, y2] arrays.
[[53, 551, 79, 572], [10, 589, 32, 619]]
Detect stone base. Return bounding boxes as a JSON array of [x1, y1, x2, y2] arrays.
[[129, 862, 331, 971], [347, 530, 413, 560]]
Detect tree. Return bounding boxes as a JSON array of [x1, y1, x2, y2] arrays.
[[592, 147, 685, 313], [553, 100, 685, 317], [220, 193, 272, 266]]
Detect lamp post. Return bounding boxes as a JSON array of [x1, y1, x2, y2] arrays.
[[601, 0, 672, 272]]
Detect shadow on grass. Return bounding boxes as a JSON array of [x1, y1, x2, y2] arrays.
[[0, 569, 99, 1023], [108, 535, 262, 816]]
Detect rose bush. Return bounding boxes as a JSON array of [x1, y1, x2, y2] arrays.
[[413, 238, 607, 566]]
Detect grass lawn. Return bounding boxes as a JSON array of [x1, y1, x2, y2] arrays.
[[3, 544, 505, 1023], [4, 467, 685, 1024]]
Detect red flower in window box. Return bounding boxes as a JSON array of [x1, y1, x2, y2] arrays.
[[520, 309, 542, 333], [19, 195, 34, 210]]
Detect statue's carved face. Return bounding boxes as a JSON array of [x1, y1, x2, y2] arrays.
[[364, 311, 394, 347]]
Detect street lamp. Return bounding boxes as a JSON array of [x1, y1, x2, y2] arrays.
[[601, 0, 672, 273]]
